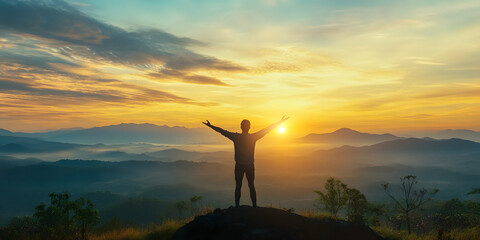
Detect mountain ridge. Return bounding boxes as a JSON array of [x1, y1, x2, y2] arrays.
[[298, 127, 401, 146]]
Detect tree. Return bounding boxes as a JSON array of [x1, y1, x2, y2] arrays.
[[189, 196, 203, 216], [314, 177, 348, 216], [468, 188, 480, 195], [0, 216, 38, 240], [34, 192, 76, 240], [314, 177, 370, 223], [72, 198, 100, 240], [345, 187, 368, 225], [366, 203, 385, 227], [175, 201, 188, 217], [439, 198, 467, 229], [382, 175, 438, 234], [34, 192, 99, 240]]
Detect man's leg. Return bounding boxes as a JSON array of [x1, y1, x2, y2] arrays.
[[234, 164, 244, 208], [245, 164, 257, 207]]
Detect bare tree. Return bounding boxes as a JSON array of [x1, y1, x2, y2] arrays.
[[382, 175, 438, 234]]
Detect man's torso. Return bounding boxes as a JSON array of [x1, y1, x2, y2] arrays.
[[230, 133, 258, 165]]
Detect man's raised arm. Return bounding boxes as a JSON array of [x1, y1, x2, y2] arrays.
[[254, 115, 290, 140], [203, 120, 234, 140]]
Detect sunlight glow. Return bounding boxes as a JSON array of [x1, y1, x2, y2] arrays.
[[278, 126, 286, 134]]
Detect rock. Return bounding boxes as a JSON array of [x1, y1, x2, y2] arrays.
[[172, 206, 384, 240]]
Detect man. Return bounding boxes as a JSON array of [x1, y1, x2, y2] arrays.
[[203, 116, 289, 208]]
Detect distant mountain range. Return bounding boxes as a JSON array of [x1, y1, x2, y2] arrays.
[[297, 137, 480, 177], [0, 135, 80, 153], [297, 128, 401, 146], [2, 124, 480, 146], [407, 129, 480, 142], [0, 123, 225, 145]]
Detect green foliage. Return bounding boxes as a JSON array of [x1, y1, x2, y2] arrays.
[[382, 175, 438, 234], [33, 192, 99, 240], [314, 177, 348, 216], [431, 199, 480, 229], [188, 196, 203, 216], [366, 202, 386, 226], [74, 198, 101, 240], [0, 192, 99, 240], [314, 177, 370, 224], [0, 216, 38, 240], [345, 187, 368, 225], [34, 192, 73, 240], [465, 201, 480, 216], [438, 198, 467, 229]]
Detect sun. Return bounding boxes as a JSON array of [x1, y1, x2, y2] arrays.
[[278, 126, 286, 134]]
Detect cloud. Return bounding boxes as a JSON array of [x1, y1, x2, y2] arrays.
[[400, 114, 432, 119], [0, 68, 211, 107], [149, 69, 231, 86], [0, 50, 78, 71], [0, 0, 244, 74]]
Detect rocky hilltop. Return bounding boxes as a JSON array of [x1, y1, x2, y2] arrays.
[[172, 206, 384, 240]]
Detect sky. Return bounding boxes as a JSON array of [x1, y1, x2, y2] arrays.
[[0, 0, 479, 135]]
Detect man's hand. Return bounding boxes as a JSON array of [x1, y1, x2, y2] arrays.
[[280, 115, 290, 122], [202, 120, 212, 127]]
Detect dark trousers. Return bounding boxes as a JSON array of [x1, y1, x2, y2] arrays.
[[234, 163, 256, 207]]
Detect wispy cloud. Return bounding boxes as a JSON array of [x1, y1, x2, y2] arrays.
[[0, 0, 244, 79]]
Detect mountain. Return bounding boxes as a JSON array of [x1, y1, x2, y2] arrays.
[[297, 128, 400, 146], [0, 129, 12, 135], [92, 151, 155, 161], [357, 137, 480, 154], [303, 137, 480, 177], [0, 135, 80, 153], [409, 129, 480, 142], [0, 155, 42, 167], [6, 123, 224, 145]]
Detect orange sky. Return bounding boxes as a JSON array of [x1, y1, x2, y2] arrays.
[[1, 0, 480, 135]]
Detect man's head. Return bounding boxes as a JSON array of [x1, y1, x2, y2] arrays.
[[241, 119, 250, 133]]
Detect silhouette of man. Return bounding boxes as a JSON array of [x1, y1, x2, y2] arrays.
[[203, 116, 289, 208]]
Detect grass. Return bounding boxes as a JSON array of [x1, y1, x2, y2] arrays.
[[299, 210, 343, 221], [89, 210, 480, 240], [90, 207, 214, 240], [90, 219, 188, 240], [372, 225, 480, 240]]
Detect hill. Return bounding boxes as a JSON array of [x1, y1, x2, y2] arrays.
[[0, 135, 80, 153], [172, 206, 384, 240], [146, 148, 231, 162], [297, 128, 400, 146], [310, 137, 480, 167]]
